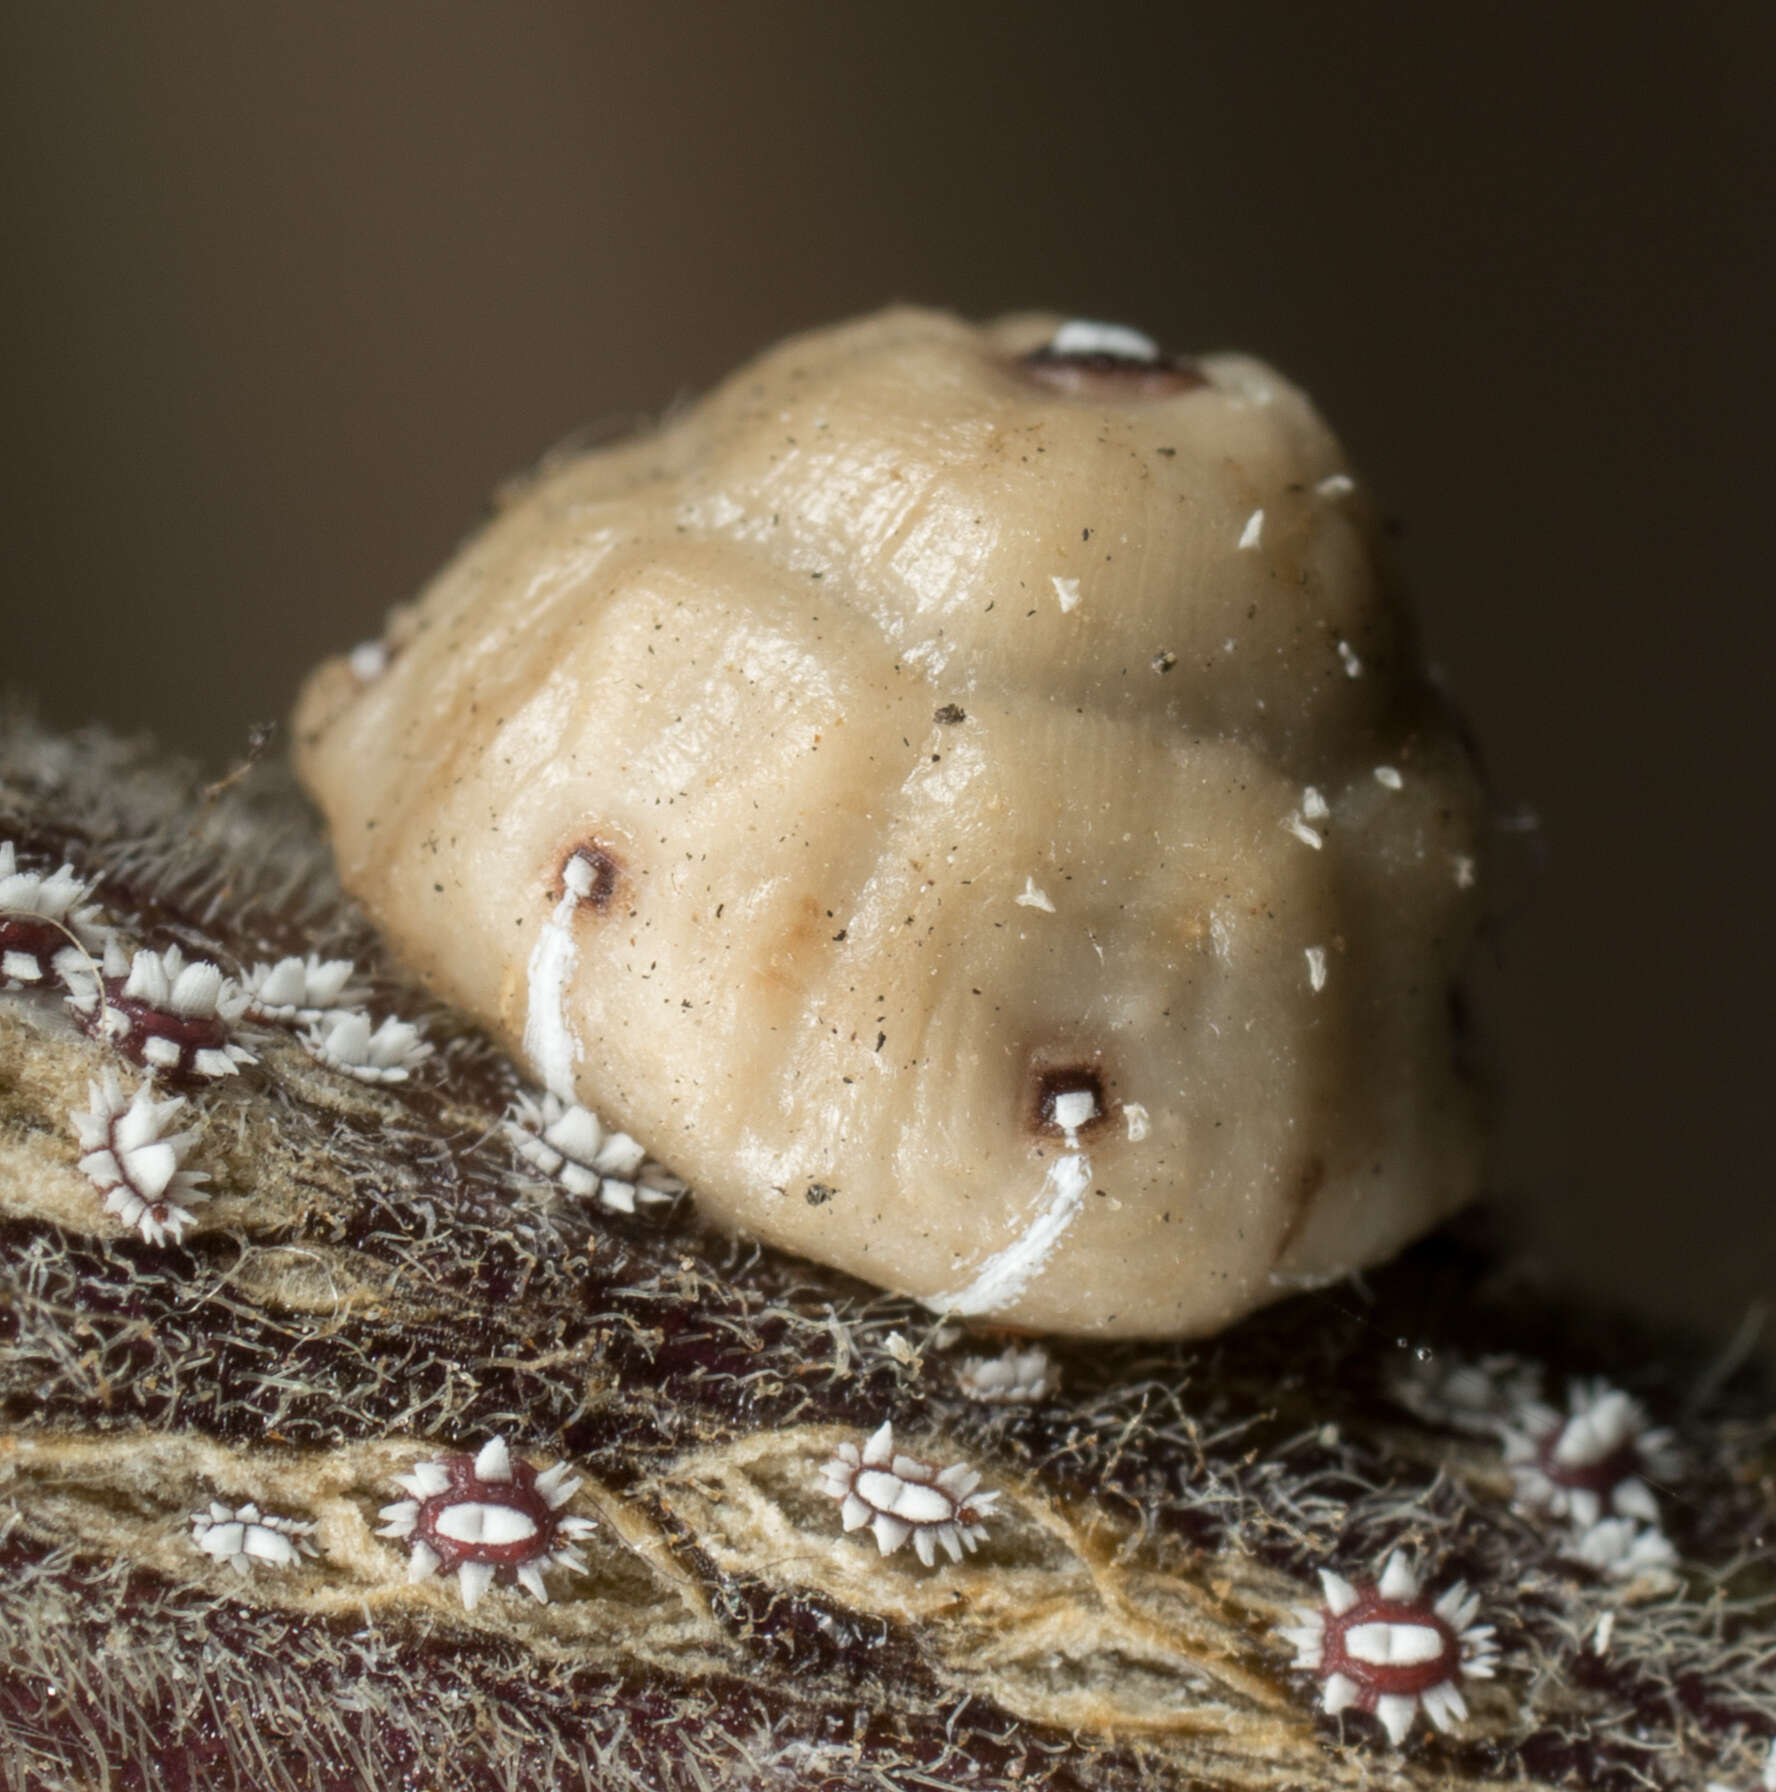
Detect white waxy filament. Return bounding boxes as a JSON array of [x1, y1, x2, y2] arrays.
[[525, 886, 586, 1101]]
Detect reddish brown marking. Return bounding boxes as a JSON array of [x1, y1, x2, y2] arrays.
[[1320, 1590, 1459, 1707], [1272, 1156, 1327, 1264], [76, 979, 233, 1080], [1018, 344, 1208, 400], [562, 843, 622, 910], [0, 914, 67, 975], [410, 1454, 561, 1578], [1534, 1430, 1641, 1498], [1026, 1062, 1108, 1140]]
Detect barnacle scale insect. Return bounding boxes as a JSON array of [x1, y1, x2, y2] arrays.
[[1280, 1550, 1498, 1746], [504, 1089, 681, 1214], [0, 839, 106, 987], [71, 1070, 209, 1245], [190, 1501, 317, 1575], [954, 1344, 1054, 1405], [817, 1421, 999, 1566], [1502, 1379, 1679, 1529], [300, 1009, 431, 1083], [377, 1436, 595, 1610], [241, 953, 363, 1025], [65, 940, 256, 1081]]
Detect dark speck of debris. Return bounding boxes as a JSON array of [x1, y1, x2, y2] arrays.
[[1152, 650, 1177, 674], [804, 1182, 837, 1207], [933, 704, 966, 726]]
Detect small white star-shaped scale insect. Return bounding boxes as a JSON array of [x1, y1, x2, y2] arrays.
[[190, 1501, 318, 1575], [300, 1010, 432, 1083], [1502, 1378, 1679, 1530], [241, 954, 364, 1025], [65, 939, 255, 1080], [817, 1421, 999, 1567], [1279, 1550, 1499, 1747], [1388, 1350, 1543, 1438], [0, 840, 108, 987], [504, 1091, 682, 1215], [377, 1436, 595, 1611], [1572, 1515, 1678, 1588], [954, 1344, 1054, 1405], [72, 1071, 210, 1245]]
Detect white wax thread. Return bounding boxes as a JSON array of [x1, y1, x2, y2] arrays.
[[524, 857, 595, 1100], [929, 1153, 1091, 1318]]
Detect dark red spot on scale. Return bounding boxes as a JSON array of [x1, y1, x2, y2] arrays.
[[0, 914, 66, 972], [1536, 1429, 1640, 1497], [78, 980, 232, 1079], [1321, 1592, 1459, 1704]]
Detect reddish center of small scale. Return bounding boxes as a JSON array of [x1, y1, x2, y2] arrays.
[[413, 1456, 557, 1575], [1319, 1592, 1458, 1702], [1536, 1430, 1639, 1496]]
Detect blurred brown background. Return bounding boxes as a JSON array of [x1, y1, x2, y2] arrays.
[[3, 4, 1770, 1348]]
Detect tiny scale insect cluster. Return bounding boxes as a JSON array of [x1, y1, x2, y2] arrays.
[[176, 1437, 595, 1614], [0, 835, 459, 1243], [0, 760, 1722, 1769]]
